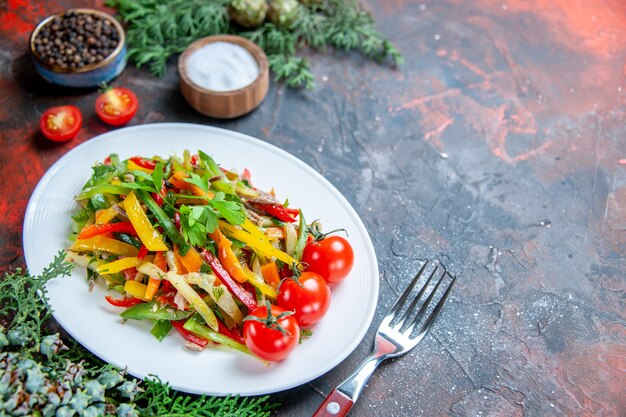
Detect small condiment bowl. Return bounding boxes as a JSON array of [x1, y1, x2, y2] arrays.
[[178, 35, 269, 119], [29, 8, 126, 88]]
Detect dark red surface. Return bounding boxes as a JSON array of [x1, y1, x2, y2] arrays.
[[1, 1, 625, 416]]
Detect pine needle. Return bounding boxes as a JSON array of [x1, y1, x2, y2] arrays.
[[0, 253, 277, 416], [106, 0, 402, 88]]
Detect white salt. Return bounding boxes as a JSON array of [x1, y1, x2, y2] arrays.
[[186, 41, 259, 92]]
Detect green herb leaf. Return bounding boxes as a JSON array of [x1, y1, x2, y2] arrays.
[[203, 208, 219, 233], [198, 150, 221, 176], [183, 172, 209, 192], [152, 161, 166, 193], [211, 192, 245, 225], [300, 328, 314, 342], [89, 194, 109, 211], [179, 205, 209, 248], [85, 164, 117, 188], [71, 207, 94, 233], [212, 286, 225, 300]]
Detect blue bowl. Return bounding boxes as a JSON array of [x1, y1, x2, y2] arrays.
[[29, 9, 127, 88]]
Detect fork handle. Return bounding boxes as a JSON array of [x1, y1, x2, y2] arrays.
[[312, 389, 354, 417], [313, 354, 384, 417]]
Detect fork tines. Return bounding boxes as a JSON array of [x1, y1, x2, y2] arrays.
[[388, 260, 456, 337]]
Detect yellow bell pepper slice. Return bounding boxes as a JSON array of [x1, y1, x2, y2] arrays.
[[245, 268, 277, 298], [124, 280, 149, 300], [127, 160, 154, 173], [97, 256, 141, 275], [71, 236, 139, 256], [95, 206, 118, 224], [208, 228, 277, 297], [240, 219, 272, 243], [124, 191, 169, 251], [219, 221, 298, 266], [65, 251, 116, 285]]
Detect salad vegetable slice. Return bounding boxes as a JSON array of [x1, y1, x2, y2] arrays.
[[66, 150, 354, 362]]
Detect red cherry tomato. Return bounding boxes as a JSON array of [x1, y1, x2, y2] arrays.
[[243, 304, 300, 362], [39, 105, 82, 142], [302, 236, 354, 284], [276, 272, 331, 327], [95, 87, 138, 126]]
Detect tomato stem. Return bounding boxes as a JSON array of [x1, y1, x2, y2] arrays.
[[98, 81, 112, 93], [309, 221, 349, 241], [286, 264, 305, 288], [243, 300, 295, 336]]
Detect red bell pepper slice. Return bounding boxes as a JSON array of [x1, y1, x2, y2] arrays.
[[151, 181, 167, 206], [171, 320, 209, 348], [155, 293, 183, 309], [252, 203, 298, 223], [202, 250, 257, 311], [218, 319, 244, 344], [122, 267, 138, 281], [160, 279, 173, 294], [152, 192, 164, 206], [129, 156, 158, 170], [77, 222, 138, 239], [190, 154, 199, 166], [137, 245, 149, 260], [105, 296, 144, 307]]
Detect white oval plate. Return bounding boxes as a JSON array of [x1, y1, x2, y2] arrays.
[[23, 123, 379, 396]]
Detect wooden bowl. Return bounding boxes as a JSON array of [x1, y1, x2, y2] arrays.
[[178, 35, 269, 119]]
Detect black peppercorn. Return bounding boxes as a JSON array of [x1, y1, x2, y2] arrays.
[[33, 11, 120, 69]]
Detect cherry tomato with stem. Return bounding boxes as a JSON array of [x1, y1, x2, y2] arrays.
[[302, 234, 354, 284], [276, 271, 331, 327], [243, 301, 300, 362], [40, 105, 82, 142], [95, 87, 138, 126]]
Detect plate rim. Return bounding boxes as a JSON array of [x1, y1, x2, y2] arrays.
[[23, 122, 379, 395]]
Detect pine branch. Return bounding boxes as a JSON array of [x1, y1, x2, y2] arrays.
[[107, 0, 402, 88], [0, 251, 73, 352], [268, 53, 315, 89], [138, 377, 278, 417], [0, 254, 277, 416]]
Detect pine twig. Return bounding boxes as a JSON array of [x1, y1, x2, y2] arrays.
[[0, 253, 277, 416], [107, 0, 402, 88]]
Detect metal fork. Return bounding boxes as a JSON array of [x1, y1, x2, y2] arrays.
[[312, 260, 456, 417]]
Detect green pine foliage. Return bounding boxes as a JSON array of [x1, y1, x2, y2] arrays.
[[0, 252, 276, 416], [107, 0, 402, 88]]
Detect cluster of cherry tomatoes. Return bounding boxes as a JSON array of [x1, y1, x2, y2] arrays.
[[243, 235, 354, 361], [39, 86, 138, 142]]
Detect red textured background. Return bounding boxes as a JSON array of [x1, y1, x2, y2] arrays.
[[1, 1, 624, 416]]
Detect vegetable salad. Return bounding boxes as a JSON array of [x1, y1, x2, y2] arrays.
[[66, 151, 353, 361]]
